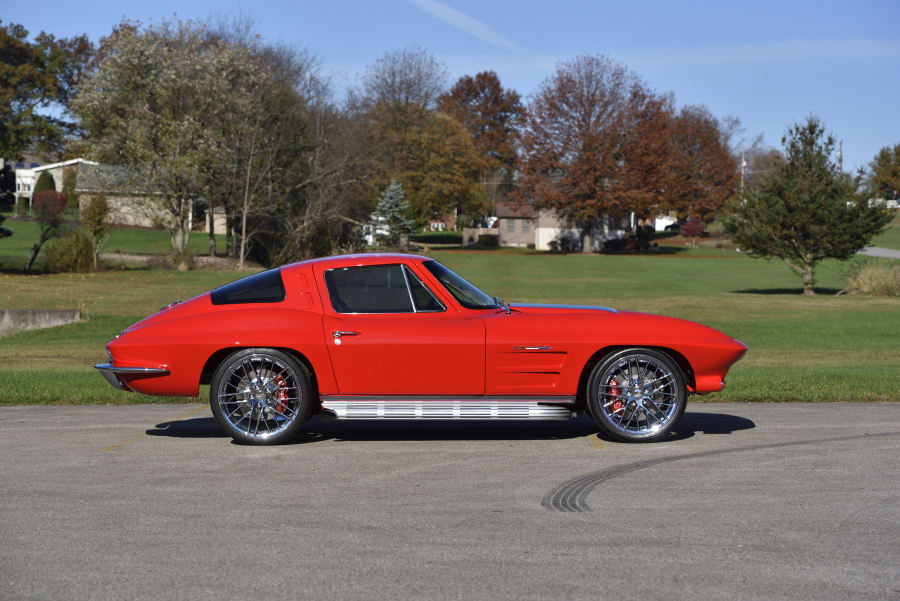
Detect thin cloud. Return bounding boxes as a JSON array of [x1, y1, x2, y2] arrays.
[[405, 0, 522, 52], [621, 38, 900, 66]]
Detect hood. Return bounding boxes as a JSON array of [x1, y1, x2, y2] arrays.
[[510, 302, 617, 314]]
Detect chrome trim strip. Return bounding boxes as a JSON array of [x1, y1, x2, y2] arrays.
[[321, 399, 573, 420], [94, 363, 169, 375], [321, 395, 576, 404], [93, 363, 169, 391], [510, 303, 617, 313]]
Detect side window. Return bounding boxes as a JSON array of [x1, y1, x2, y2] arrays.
[[506, 219, 515, 232], [210, 268, 286, 305], [521, 220, 531, 233], [403, 266, 445, 312], [324, 264, 413, 313]]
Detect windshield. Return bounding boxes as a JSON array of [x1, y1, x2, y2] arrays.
[[422, 260, 499, 310]]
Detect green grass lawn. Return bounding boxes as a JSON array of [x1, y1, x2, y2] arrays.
[[0, 216, 225, 270], [0, 245, 897, 405], [871, 212, 900, 250]]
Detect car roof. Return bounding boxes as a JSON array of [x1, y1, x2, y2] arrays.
[[282, 253, 432, 271]]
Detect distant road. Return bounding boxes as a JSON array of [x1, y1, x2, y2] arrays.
[[859, 246, 900, 259]]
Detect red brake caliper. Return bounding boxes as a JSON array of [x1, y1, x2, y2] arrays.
[[609, 378, 623, 414], [274, 375, 288, 414]]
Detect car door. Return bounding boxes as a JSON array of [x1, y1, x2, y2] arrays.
[[314, 262, 485, 396]]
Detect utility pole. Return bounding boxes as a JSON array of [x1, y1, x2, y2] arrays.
[[740, 152, 746, 195]]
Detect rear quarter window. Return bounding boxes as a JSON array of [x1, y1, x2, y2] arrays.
[[210, 269, 286, 305]]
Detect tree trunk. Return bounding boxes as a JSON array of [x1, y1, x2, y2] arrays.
[[208, 207, 216, 257], [226, 212, 235, 258], [24, 244, 41, 271], [802, 265, 816, 296]]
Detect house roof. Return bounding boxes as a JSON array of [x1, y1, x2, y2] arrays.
[[32, 158, 98, 172], [495, 201, 536, 219], [75, 164, 140, 194]]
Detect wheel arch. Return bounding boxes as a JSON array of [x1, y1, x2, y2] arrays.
[[200, 347, 320, 397], [575, 345, 695, 408]]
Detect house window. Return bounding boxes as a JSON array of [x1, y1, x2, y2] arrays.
[[521, 220, 531, 233], [506, 219, 515, 233]]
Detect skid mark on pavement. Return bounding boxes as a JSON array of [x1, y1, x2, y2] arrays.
[[543, 431, 900, 513], [101, 406, 208, 451]]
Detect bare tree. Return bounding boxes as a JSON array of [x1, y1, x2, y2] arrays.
[[359, 46, 448, 112]]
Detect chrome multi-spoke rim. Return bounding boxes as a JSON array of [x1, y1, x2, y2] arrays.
[[216, 354, 301, 440], [597, 354, 679, 438]]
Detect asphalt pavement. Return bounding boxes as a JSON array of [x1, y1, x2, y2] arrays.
[[859, 246, 900, 259], [1, 403, 898, 601]]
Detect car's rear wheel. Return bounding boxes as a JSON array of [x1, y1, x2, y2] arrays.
[[586, 348, 687, 442], [210, 348, 313, 445]]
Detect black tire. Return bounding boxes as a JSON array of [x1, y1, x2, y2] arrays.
[[586, 348, 687, 443], [210, 348, 314, 445]]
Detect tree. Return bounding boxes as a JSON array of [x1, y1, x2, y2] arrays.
[[372, 180, 414, 248], [438, 71, 524, 170], [357, 48, 484, 225], [438, 71, 525, 213], [360, 46, 447, 112], [516, 54, 657, 251], [61, 166, 78, 209], [725, 117, 892, 295], [0, 213, 12, 239], [25, 190, 66, 270], [82, 193, 110, 269], [72, 19, 228, 253], [665, 105, 740, 222], [0, 20, 93, 159], [33, 170, 55, 195], [867, 144, 900, 200]]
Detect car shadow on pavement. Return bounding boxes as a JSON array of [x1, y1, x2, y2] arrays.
[[145, 411, 755, 444]]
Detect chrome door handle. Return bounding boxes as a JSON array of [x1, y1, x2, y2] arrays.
[[333, 331, 360, 338]]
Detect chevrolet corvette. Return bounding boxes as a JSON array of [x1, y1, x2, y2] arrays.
[[94, 253, 746, 444]]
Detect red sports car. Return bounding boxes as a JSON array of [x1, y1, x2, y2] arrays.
[[95, 253, 746, 444]]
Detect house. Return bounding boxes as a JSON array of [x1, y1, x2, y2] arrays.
[[490, 202, 628, 251]]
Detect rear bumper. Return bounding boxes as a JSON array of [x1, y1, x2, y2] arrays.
[[93, 363, 170, 391]]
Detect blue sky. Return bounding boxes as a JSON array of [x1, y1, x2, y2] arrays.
[[6, 0, 899, 172]]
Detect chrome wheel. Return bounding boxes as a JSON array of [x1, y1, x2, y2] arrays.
[[590, 350, 686, 441], [214, 352, 304, 442]]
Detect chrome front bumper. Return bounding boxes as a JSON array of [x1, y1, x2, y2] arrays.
[[93, 363, 169, 390]]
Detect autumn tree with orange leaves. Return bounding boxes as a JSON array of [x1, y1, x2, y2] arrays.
[[516, 54, 672, 251], [666, 105, 739, 227], [438, 72, 524, 168]]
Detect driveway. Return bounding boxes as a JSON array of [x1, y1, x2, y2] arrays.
[[1, 403, 898, 601]]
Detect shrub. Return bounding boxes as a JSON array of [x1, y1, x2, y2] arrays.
[[16, 196, 28, 216], [44, 229, 94, 273], [62, 167, 79, 210], [680, 219, 706, 238], [33, 171, 55, 195], [25, 191, 68, 270], [845, 263, 900, 296]]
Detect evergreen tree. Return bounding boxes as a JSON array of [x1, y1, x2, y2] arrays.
[[33, 171, 55, 195], [0, 212, 12, 239], [372, 180, 414, 249], [725, 117, 892, 295], [867, 143, 900, 200]]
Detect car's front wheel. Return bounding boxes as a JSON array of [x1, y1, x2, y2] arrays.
[[586, 348, 687, 442], [210, 348, 314, 445]]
